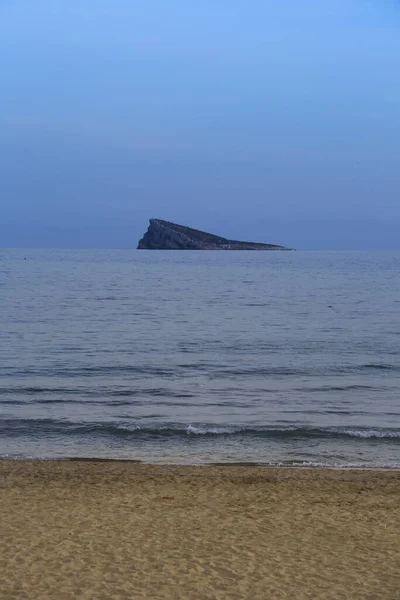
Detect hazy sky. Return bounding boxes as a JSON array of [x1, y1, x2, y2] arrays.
[[1, 0, 400, 249]]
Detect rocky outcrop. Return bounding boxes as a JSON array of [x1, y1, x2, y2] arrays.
[[137, 219, 292, 250]]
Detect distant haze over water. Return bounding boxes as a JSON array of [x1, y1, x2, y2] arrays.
[[1, 249, 400, 467], [2, 2, 400, 251]]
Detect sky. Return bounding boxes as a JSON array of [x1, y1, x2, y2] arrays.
[[1, 0, 400, 249]]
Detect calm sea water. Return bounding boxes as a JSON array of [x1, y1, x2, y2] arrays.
[[1, 249, 400, 467]]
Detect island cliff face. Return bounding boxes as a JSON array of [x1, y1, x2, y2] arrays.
[[137, 219, 291, 250]]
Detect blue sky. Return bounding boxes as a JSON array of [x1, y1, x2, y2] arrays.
[[1, 0, 400, 249]]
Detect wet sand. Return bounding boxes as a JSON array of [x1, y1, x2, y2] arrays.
[[0, 460, 399, 599]]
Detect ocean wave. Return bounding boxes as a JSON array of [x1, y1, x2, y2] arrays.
[[294, 384, 381, 392], [0, 385, 195, 402], [3, 361, 400, 381], [1, 418, 399, 441]]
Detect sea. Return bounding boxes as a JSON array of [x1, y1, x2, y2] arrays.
[[1, 249, 400, 468]]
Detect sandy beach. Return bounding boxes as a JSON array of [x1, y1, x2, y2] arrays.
[[0, 460, 399, 599]]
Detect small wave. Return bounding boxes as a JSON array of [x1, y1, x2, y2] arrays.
[[244, 302, 270, 307], [0, 385, 196, 404], [362, 363, 394, 371], [3, 362, 400, 384], [0, 386, 76, 396], [295, 384, 379, 392], [2, 365, 178, 378], [0, 400, 28, 406]]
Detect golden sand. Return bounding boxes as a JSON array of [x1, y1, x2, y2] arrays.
[[0, 460, 399, 599]]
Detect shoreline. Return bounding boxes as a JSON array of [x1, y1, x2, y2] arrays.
[[1, 456, 399, 471]]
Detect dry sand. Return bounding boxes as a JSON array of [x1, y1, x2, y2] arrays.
[[0, 460, 399, 600]]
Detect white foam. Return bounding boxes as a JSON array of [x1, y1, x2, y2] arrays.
[[341, 428, 400, 439], [186, 424, 238, 435], [276, 460, 400, 470], [117, 424, 142, 432]]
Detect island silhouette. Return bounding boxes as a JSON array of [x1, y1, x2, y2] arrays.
[[138, 219, 292, 250]]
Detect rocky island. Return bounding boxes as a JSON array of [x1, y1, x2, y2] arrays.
[[137, 219, 291, 250]]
